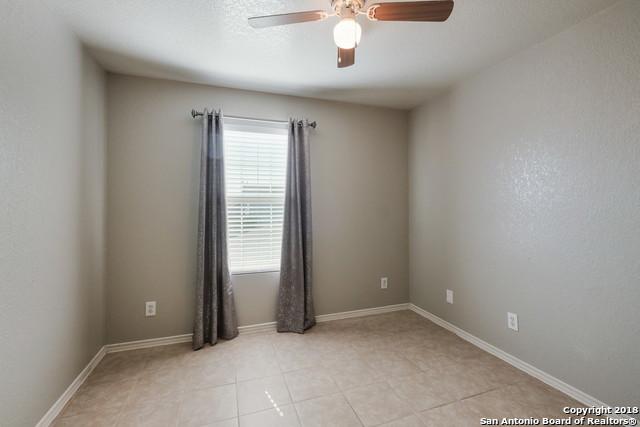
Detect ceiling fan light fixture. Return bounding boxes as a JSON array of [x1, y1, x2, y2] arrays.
[[333, 18, 362, 49]]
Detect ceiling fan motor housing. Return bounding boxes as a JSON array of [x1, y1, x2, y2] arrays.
[[332, 0, 365, 18]]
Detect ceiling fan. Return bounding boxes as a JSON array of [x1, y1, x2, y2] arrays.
[[248, 0, 454, 68]]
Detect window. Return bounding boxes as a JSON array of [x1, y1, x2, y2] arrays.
[[224, 117, 288, 274]]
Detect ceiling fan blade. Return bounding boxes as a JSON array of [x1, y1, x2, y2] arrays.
[[367, 1, 454, 22], [248, 10, 329, 28], [337, 48, 355, 68]]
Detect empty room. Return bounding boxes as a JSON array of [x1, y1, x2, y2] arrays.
[[1, 0, 639, 426]]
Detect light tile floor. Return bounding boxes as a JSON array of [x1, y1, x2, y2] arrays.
[[54, 311, 600, 426]]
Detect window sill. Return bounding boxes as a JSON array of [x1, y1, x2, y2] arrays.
[[231, 269, 280, 276]]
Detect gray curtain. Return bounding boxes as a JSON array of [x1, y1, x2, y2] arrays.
[[193, 109, 238, 350], [277, 119, 315, 333]]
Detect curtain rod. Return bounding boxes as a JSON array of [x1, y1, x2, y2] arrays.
[[190, 109, 317, 129]]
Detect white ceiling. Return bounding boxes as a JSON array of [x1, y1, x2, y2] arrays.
[[47, 0, 618, 109]]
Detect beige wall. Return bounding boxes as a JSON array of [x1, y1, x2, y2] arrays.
[[106, 75, 409, 343], [0, 1, 107, 426], [409, 0, 639, 410]]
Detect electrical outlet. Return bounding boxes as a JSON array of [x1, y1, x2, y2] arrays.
[[380, 277, 388, 289], [507, 312, 518, 331], [446, 289, 454, 304], [145, 301, 156, 317]]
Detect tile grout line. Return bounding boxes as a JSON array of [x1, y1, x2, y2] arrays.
[[385, 350, 429, 425], [459, 384, 505, 402], [279, 361, 303, 426], [115, 375, 139, 426], [246, 347, 367, 425], [291, 401, 304, 427], [335, 377, 372, 427], [235, 370, 352, 419], [234, 367, 240, 424], [383, 378, 425, 426], [268, 337, 296, 424], [171, 364, 181, 427], [272, 339, 303, 426], [341, 390, 366, 427]]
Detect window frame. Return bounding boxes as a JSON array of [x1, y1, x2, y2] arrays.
[[223, 116, 289, 275]]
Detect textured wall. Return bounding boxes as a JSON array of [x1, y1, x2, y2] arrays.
[[0, 1, 107, 426], [409, 0, 639, 409], [106, 75, 409, 343]]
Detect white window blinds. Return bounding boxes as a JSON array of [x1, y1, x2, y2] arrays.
[[224, 117, 288, 273]]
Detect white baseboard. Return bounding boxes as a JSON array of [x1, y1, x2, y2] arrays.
[[238, 303, 410, 334], [100, 303, 412, 346], [316, 303, 409, 323], [238, 321, 277, 334], [408, 303, 630, 417], [36, 346, 106, 427], [104, 333, 192, 353], [88, 303, 413, 354]]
